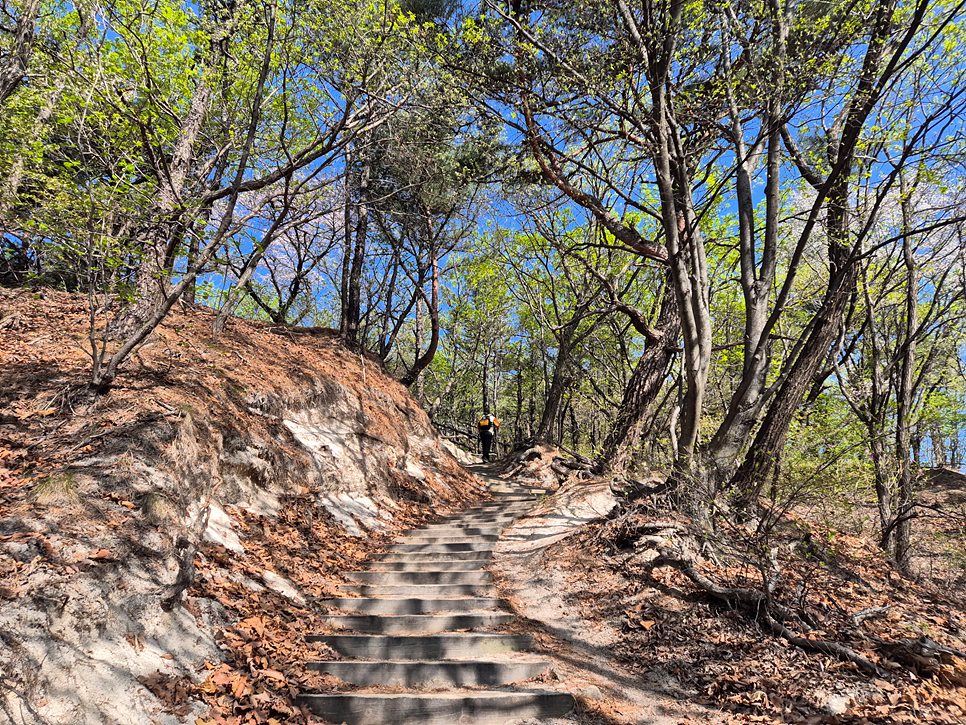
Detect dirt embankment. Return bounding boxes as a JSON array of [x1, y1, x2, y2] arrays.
[[0, 287, 484, 725]]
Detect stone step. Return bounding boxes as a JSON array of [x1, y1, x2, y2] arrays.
[[339, 583, 496, 597], [321, 612, 512, 634], [307, 633, 532, 659], [376, 549, 493, 560], [434, 507, 530, 526], [451, 505, 525, 512], [391, 542, 496, 554], [366, 557, 490, 571], [309, 658, 551, 687], [396, 534, 500, 544], [462, 505, 532, 513], [411, 526, 503, 536], [297, 690, 575, 725], [367, 560, 490, 572], [435, 515, 520, 525], [347, 570, 492, 585], [458, 503, 529, 511], [466, 504, 532, 511], [322, 597, 503, 615], [471, 507, 531, 513]]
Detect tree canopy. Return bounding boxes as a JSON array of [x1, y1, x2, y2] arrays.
[[2, 0, 966, 572]]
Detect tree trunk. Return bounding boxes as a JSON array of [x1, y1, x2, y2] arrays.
[[0, 0, 41, 105], [343, 152, 369, 349], [728, 0, 902, 506], [514, 355, 524, 446], [537, 331, 573, 440], [569, 403, 580, 450], [702, 122, 781, 480], [647, 81, 712, 501], [527, 392, 535, 439], [482, 353, 490, 414], [339, 159, 353, 337], [893, 180, 918, 571], [599, 288, 679, 472], [870, 433, 895, 549], [730, 174, 859, 501], [117, 76, 213, 336], [401, 248, 440, 387]]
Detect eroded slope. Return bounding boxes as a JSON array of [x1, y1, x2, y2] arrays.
[[0, 287, 483, 724]]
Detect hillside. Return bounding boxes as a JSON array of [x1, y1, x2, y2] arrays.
[[0, 287, 485, 724], [3, 293, 966, 725], [4, 2, 966, 723], [486, 449, 966, 724]]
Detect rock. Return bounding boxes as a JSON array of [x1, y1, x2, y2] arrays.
[[188, 501, 245, 554], [579, 685, 603, 700], [321, 493, 389, 535], [405, 459, 426, 481], [2, 540, 41, 563], [226, 570, 265, 593], [238, 488, 282, 517], [818, 691, 851, 715], [441, 438, 480, 465], [260, 570, 307, 605]]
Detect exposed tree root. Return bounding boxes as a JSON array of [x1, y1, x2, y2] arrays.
[[649, 550, 887, 677], [876, 637, 966, 685]]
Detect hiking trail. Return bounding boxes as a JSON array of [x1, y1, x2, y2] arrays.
[[297, 471, 576, 724]]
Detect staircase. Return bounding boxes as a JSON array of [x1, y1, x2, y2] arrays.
[[298, 481, 575, 724]]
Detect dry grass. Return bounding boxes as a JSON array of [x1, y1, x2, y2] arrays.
[[29, 473, 79, 504]]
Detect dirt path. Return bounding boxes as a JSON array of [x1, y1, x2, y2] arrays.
[[484, 469, 725, 725]]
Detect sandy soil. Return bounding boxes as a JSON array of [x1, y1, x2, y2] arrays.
[[488, 473, 723, 724]]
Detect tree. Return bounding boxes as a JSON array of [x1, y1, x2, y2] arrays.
[[732, 0, 966, 503], [3, 0, 434, 389], [835, 178, 966, 568], [0, 0, 41, 104]]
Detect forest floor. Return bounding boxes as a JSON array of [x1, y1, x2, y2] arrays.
[[3, 287, 966, 725], [487, 447, 966, 724], [488, 469, 723, 724]]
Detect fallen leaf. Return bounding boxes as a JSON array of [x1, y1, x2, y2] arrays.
[[231, 675, 249, 699]]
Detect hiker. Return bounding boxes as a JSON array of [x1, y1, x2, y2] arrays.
[[478, 411, 501, 462]]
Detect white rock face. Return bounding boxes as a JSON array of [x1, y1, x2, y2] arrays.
[[1, 365, 470, 725], [259, 570, 307, 605], [405, 459, 427, 481], [284, 408, 368, 493], [320, 493, 390, 536], [195, 501, 245, 554], [0, 563, 223, 725], [442, 438, 481, 465], [281, 387, 443, 534], [238, 488, 282, 517]]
